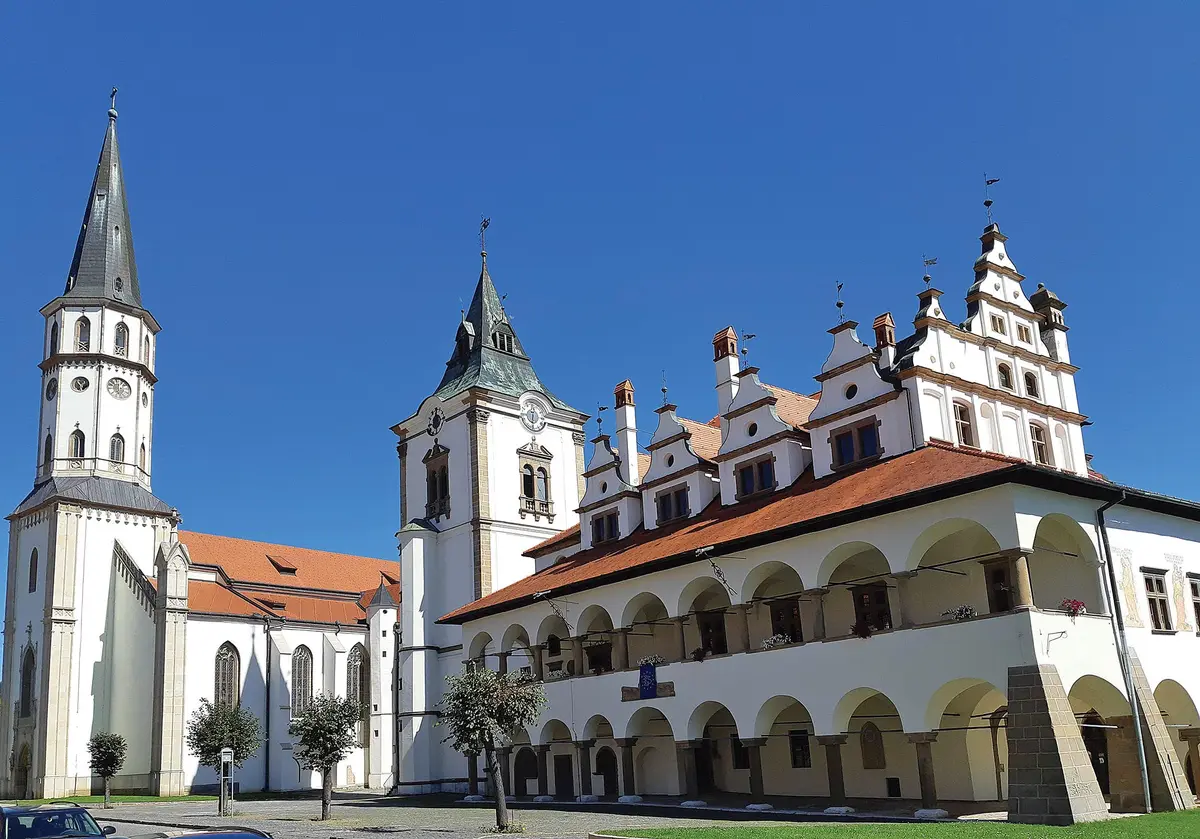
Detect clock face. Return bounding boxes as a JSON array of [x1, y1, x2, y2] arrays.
[[427, 408, 445, 437], [45, 378, 58, 400], [520, 401, 547, 433], [107, 377, 132, 400]]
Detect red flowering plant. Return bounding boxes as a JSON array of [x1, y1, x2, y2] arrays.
[[1061, 598, 1086, 618]]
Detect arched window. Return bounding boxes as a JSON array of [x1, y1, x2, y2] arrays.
[[19, 649, 35, 718], [143, 336, 151, 364], [1029, 423, 1051, 465], [291, 645, 313, 717], [75, 317, 91, 352], [215, 642, 240, 708], [1024, 371, 1040, 399], [522, 465, 535, 499], [114, 323, 129, 357], [438, 466, 449, 502], [347, 644, 369, 746], [536, 468, 549, 501], [43, 434, 53, 467], [49, 323, 59, 356], [997, 363, 1014, 390], [28, 549, 38, 594], [953, 402, 975, 448], [109, 433, 125, 463], [69, 430, 86, 459], [139, 443, 147, 471], [427, 470, 438, 503], [860, 721, 886, 770]]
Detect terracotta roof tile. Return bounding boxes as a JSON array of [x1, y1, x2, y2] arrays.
[[637, 452, 652, 479], [704, 381, 820, 430], [526, 524, 581, 558], [248, 592, 366, 625], [441, 443, 1021, 623], [678, 418, 722, 462], [179, 531, 396, 595], [188, 580, 271, 618]]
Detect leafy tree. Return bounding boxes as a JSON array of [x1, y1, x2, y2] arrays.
[[288, 693, 361, 821], [437, 666, 546, 830], [86, 732, 127, 809], [185, 698, 263, 813]]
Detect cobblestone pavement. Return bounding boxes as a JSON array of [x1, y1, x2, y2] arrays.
[[90, 794, 869, 839]]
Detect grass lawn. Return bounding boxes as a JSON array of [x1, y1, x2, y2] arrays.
[[605, 810, 1200, 839], [0, 794, 216, 806]]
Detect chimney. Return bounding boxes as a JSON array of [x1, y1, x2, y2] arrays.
[[873, 312, 896, 367], [713, 326, 739, 435], [613, 380, 640, 486]]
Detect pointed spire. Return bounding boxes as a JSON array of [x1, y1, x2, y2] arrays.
[[63, 92, 143, 309]]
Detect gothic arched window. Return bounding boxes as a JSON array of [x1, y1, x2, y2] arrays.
[[997, 363, 1014, 391], [43, 434, 53, 467], [860, 721, 886, 770], [114, 322, 129, 357], [215, 642, 240, 708], [143, 336, 151, 364], [536, 468, 549, 501], [522, 465, 535, 499], [291, 645, 313, 717], [109, 434, 125, 463], [49, 322, 60, 356], [139, 443, 147, 471], [1024, 371, 1040, 399], [19, 648, 35, 718], [347, 644, 369, 746], [28, 549, 38, 594], [69, 430, 86, 459], [75, 317, 91, 352]]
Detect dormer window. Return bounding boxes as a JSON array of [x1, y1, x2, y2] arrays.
[[656, 485, 690, 523], [491, 330, 514, 353], [735, 455, 776, 499], [997, 363, 1014, 390], [1016, 324, 1033, 344], [591, 510, 619, 544], [989, 315, 1007, 336], [1024, 372, 1040, 399], [831, 418, 880, 468]]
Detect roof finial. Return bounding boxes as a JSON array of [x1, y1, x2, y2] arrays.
[[922, 254, 938, 287], [835, 282, 845, 323], [983, 174, 1000, 225], [661, 370, 669, 407], [109, 86, 118, 121], [479, 216, 490, 264], [740, 331, 756, 365], [596, 404, 608, 435]]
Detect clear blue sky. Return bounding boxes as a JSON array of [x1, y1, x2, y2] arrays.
[[2, 3, 1197, 567]]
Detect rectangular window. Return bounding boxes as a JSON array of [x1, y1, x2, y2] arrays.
[[735, 456, 776, 499], [983, 560, 1014, 613], [990, 314, 1007, 336], [1145, 572, 1172, 631], [656, 486, 690, 523], [738, 464, 756, 496], [788, 730, 812, 769], [584, 642, 613, 674], [1190, 578, 1200, 631], [831, 418, 881, 467], [852, 582, 892, 631], [1017, 324, 1033, 344], [592, 511, 620, 544], [770, 599, 803, 642], [1029, 424, 1050, 465], [697, 610, 728, 655], [731, 737, 750, 770]]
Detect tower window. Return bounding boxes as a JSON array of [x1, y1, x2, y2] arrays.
[[69, 430, 86, 459], [215, 642, 240, 708], [1024, 372, 1040, 399], [522, 465, 535, 499], [109, 433, 125, 463], [28, 549, 38, 594], [1029, 423, 1050, 465], [114, 322, 129, 357], [491, 331, 514, 353], [19, 649, 35, 718], [953, 402, 975, 448], [989, 315, 1007, 336], [143, 336, 151, 364], [139, 443, 147, 471], [997, 363, 1014, 390], [75, 317, 91, 352], [291, 644, 314, 717], [1016, 324, 1033, 344], [49, 322, 60, 356], [43, 434, 53, 467], [536, 467, 549, 501], [424, 445, 451, 520]]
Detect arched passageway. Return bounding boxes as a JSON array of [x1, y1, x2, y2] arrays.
[[627, 707, 679, 796], [1068, 675, 1134, 809], [754, 696, 825, 798], [925, 680, 1009, 802]]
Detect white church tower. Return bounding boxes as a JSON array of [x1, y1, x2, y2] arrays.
[[390, 238, 588, 792], [2, 97, 180, 798]]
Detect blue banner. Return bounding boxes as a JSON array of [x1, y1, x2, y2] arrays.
[[639, 663, 657, 699]]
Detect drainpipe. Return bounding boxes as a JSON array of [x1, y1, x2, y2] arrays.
[[392, 621, 400, 792], [262, 615, 273, 793], [1095, 491, 1151, 812]]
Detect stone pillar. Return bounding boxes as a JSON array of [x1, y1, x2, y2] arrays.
[[150, 537, 189, 797], [816, 735, 848, 805], [535, 745, 550, 798], [1180, 729, 1200, 801], [890, 571, 918, 628], [531, 644, 545, 681], [733, 604, 752, 653], [673, 616, 688, 662], [467, 408, 493, 599], [677, 740, 702, 800], [468, 753, 480, 797], [571, 636, 585, 676], [497, 651, 509, 675], [616, 738, 638, 796], [575, 739, 595, 797], [1006, 664, 1108, 825], [744, 737, 767, 803], [1126, 649, 1195, 811], [614, 629, 630, 671], [806, 588, 828, 641], [497, 746, 513, 797], [1011, 553, 1034, 609], [906, 732, 939, 811]]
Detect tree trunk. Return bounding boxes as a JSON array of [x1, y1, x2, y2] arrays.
[[321, 768, 333, 821], [485, 742, 509, 830], [103, 776, 112, 809]]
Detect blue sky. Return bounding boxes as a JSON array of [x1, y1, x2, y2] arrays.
[[2, 3, 1197, 568]]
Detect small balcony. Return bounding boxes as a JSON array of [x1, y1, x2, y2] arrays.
[[518, 496, 554, 523], [425, 497, 451, 521]]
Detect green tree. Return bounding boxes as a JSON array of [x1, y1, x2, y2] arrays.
[[86, 732, 127, 809], [185, 698, 263, 814], [288, 693, 361, 821], [437, 666, 546, 830]]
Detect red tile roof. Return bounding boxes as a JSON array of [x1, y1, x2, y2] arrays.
[[678, 418, 722, 462], [440, 442, 1022, 623], [704, 382, 820, 430], [189, 580, 270, 618], [526, 524, 581, 558]]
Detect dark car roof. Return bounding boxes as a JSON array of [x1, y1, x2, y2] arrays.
[[0, 804, 92, 814]]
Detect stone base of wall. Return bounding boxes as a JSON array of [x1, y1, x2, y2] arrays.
[[1006, 664, 1109, 825], [1125, 650, 1196, 812]]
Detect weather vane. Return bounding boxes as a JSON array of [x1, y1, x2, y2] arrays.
[[661, 370, 669, 407], [740, 331, 756, 365], [479, 216, 491, 252], [983, 174, 1000, 224], [922, 254, 938, 287], [835, 282, 845, 323], [596, 404, 608, 434]]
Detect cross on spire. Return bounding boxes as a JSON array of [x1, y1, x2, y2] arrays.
[[479, 216, 490, 255]]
